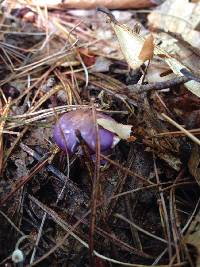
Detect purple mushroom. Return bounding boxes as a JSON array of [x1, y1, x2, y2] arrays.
[[53, 109, 119, 155]]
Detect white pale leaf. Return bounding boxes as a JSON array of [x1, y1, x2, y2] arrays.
[[111, 22, 145, 70], [165, 58, 200, 97], [148, 0, 200, 47], [97, 118, 132, 140], [153, 45, 200, 98]]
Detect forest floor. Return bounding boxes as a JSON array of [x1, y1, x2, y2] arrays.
[[0, 0, 200, 266]]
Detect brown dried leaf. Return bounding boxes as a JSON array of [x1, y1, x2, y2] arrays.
[[139, 34, 154, 61], [28, 0, 156, 9], [188, 144, 200, 186]]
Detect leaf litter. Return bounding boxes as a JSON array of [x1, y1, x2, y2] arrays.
[[0, 0, 200, 266]]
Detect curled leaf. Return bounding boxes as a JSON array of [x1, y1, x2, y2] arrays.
[[97, 118, 132, 140], [139, 34, 154, 61], [110, 21, 146, 69]]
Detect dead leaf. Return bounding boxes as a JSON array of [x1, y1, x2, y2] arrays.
[[156, 151, 181, 171], [139, 34, 154, 61], [78, 48, 96, 67], [185, 209, 200, 267], [147, 0, 200, 97], [90, 57, 112, 73], [97, 118, 132, 140], [110, 21, 146, 69], [145, 62, 176, 83], [28, 0, 156, 9], [127, 136, 137, 142], [188, 144, 200, 186], [148, 0, 200, 47], [103, 11, 200, 97], [163, 57, 200, 98]]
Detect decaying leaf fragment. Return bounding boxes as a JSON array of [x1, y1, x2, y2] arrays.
[[148, 0, 200, 48], [97, 118, 132, 140], [188, 144, 200, 187], [185, 209, 200, 267], [162, 56, 200, 98], [139, 34, 154, 61], [99, 8, 200, 98], [111, 22, 146, 69], [25, 0, 157, 9]]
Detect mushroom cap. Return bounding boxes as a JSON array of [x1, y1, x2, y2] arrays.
[[53, 109, 117, 154]]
